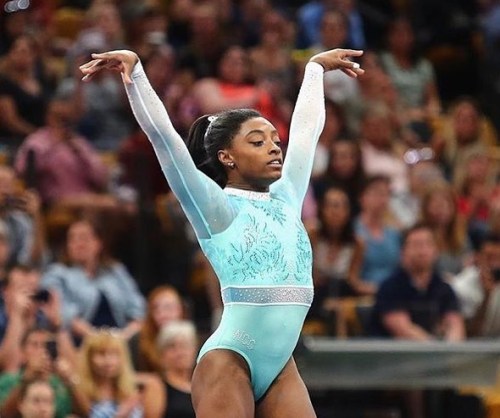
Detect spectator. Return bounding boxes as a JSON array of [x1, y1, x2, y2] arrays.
[[420, 182, 472, 277], [18, 379, 56, 418], [391, 159, 445, 229], [0, 165, 45, 267], [451, 233, 500, 337], [355, 175, 401, 293], [379, 16, 441, 144], [370, 223, 465, 340], [309, 186, 365, 335], [79, 329, 163, 418], [130, 286, 185, 372], [432, 97, 497, 183], [156, 320, 198, 418], [359, 104, 409, 196], [14, 96, 109, 208], [0, 327, 88, 418], [42, 216, 145, 342], [0, 34, 49, 146], [297, 0, 366, 49], [192, 45, 290, 142], [313, 137, 365, 215], [0, 264, 62, 370]]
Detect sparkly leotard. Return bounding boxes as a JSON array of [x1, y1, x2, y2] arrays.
[[125, 60, 325, 400]]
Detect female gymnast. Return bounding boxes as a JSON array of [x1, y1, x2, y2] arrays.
[[80, 47, 363, 418]]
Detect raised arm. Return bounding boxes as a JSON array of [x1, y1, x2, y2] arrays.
[[80, 51, 233, 239], [278, 49, 363, 210]]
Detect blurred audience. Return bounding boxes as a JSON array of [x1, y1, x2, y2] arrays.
[[130, 286, 185, 373], [451, 233, 500, 337], [0, 327, 87, 418], [156, 320, 197, 418], [355, 175, 401, 294], [0, 165, 45, 266], [18, 379, 56, 418], [79, 329, 163, 418], [14, 96, 109, 208], [370, 223, 465, 341], [420, 182, 472, 277], [42, 216, 145, 342]]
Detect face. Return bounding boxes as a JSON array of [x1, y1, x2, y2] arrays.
[[453, 102, 479, 142], [221, 117, 282, 190], [23, 330, 50, 360], [321, 189, 350, 229], [91, 348, 122, 379], [402, 228, 438, 273], [67, 221, 102, 265], [388, 19, 414, 54], [151, 290, 183, 328], [360, 180, 390, 214], [160, 335, 197, 372], [218, 46, 249, 84], [46, 101, 76, 132], [320, 11, 348, 48], [8, 36, 36, 72], [19, 382, 55, 418], [425, 193, 455, 226], [0, 166, 16, 200], [330, 141, 358, 178], [362, 114, 393, 148], [465, 155, 490, 182], [480, 242, 500, 271]]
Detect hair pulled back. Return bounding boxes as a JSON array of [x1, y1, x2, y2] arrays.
[[186, 109, 262, 187]]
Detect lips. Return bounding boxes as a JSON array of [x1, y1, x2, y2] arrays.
[[267, 159, 283, 167]]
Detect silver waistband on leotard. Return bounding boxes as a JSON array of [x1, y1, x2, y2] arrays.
[[221, 286, 314, 306]]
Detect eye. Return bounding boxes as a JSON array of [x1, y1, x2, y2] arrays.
[[251, 141, 264, 146]]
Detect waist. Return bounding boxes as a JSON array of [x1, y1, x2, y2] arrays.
[[221, 285, 314, 307]]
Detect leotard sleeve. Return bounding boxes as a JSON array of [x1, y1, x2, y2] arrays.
[[124, 61, 235, 239], [273, 61, 325, 212]]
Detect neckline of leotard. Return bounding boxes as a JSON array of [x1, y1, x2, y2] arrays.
[[224, 187, 271, 201]]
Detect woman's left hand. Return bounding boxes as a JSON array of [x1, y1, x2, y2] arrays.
[[309, 48, 364, 78]]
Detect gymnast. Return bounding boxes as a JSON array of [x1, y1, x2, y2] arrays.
[[80, 47, 363, 418]]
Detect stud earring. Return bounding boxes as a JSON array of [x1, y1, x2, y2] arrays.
[[228, 162, 235, 168]]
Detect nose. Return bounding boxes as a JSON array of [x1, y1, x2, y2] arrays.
[[269, 141, 281, 154]]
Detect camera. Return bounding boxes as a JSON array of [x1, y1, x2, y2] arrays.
[[32, 288, 51, 303], [45, 339, 58, 361]]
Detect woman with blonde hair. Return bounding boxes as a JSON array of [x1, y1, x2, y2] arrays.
[[79, 329, 164, 418], [420, 182, 472, 276]]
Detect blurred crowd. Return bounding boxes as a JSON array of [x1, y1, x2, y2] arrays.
[[0, 0, 500, 417]]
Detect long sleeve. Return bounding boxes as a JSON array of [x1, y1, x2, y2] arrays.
[[124, 62, 235, 239], [273, 62, 325, 211]]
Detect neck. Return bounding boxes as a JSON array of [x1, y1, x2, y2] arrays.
[[94, 378, 115, 398], [361, 212, 383, 229], [164, 369, 192, 389], [408, 268, 433, 290], [225, 182, 269, 193]]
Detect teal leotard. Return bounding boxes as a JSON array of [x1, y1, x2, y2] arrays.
[[125, 60, 325, 400]]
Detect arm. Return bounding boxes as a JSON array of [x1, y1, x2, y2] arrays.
[[80, 51, 234, 239], [279, 49, 363, 209], [441, 312, 465, 342], [382, 311, 433, 341], [347, 240, 376, 296]]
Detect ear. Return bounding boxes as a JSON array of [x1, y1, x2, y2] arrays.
[[217, 149, 235, 168]]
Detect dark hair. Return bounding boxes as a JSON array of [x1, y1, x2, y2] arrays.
[[359, 174, 391, 195], [186, 109, 262, 187], [401, 222, 435, 248], [318, 186, 356, 244], [480, 233, 500, 249], [4, 263, 39, 286]]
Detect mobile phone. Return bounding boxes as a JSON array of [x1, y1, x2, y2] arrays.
[[45, 339, 58, 361], [32, 288, 51, 303]]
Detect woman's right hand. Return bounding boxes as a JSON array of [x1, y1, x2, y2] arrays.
[[309, 48, 364, 78], [79, 50, 139, 84]]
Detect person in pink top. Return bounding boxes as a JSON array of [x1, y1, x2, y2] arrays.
[[14, 96, 108, 207]]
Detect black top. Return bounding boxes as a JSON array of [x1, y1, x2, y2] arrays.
[[370, 266, 460, 337], [90, 292, 119, 328], [163, 381, 195, 418]]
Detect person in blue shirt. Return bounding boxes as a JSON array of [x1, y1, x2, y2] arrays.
[[80, 47, 364, 418]]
